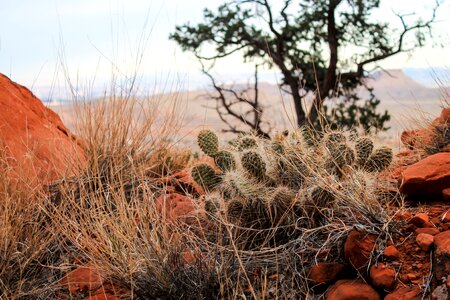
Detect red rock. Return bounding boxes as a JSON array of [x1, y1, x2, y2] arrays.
[[409, 213, 434, 228], [384, 286, 422, 300], [0, 73, 84, 184], [369, 263, 396, 291], [182, 250, 196, 265], [443, 188, 450, 201], [344, 230, 377, 272], [383, 245, 400, 260], [433, 230, 450, 280], [155, 193, 196, 223], [416, 233, 434, 251], [443, 212, 450, 223], [308, 262, 345, 286], [60, 265, 103, 294], [415, 227, 440, 236], [326, 279, 380, 300], [401, 129, 431, 150], [439, 108, 450, 123], [400, 153, 450, 199]]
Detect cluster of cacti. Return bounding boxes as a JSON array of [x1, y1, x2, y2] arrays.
[[190, 127, 394, 246]]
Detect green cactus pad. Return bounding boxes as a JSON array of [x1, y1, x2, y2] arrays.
[[238, 137, 258, 151], [364, 146, 393, 172], [355, 137, 374, 166], [197, 129, 219, 157], [241, 151, 266, 180], [191, 163, 220, 192], [226, 199, 245, 221], [214, 150, 236, 172], [300, 126, 319, 148]]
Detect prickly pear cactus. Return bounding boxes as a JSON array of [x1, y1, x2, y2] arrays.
[[241, 151, 266, 181], [214, 150, 236, 172], [191, 163, 220, 192], [364, 146, 393, 172], [226, 199, 245, 221], [238, 137, 258, 151], [204, 193, 222, 218], [267, 186, 295, 223], [300, 126, 319, 148], [197, 129, 219, 157], [355, 137, 374, 166]]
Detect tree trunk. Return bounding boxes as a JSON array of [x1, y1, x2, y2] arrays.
[[309, 0, 340, 127]]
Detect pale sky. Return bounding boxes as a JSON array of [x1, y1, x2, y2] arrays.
[[0, 0, 449, 99]]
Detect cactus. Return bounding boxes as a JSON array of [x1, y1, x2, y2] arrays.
[[238, 137, 258, 151], [355, 137, 374, 166], [221, 170, 268, 200], [364, 146, 393, 172], [300, 126, 319, 148], [267, 187, 295, 223], [226, 199, 245, 221], [271, 141, 285, 154], [197, 129, 219, 157], [214, 150, 236, 172], [241, 151, 266, 181], [191, 163, 220, 192], [204, 193, 222, 217], [325, 132, 346, 149]]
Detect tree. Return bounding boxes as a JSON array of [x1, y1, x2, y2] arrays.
[[170, 0, 441, 134]]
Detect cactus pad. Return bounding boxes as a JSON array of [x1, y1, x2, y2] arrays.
[[197, 129, 219, 157]]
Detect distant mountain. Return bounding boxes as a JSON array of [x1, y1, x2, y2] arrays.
[[361, 69, 445, 101]]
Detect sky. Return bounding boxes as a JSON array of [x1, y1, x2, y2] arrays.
[[0, 0, 449, 100]]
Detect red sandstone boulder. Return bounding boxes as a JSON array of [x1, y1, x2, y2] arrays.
[[344, 230, 377, 272], [85, 295, 121, 300], [400, 153, 450, 200], [0, 73, 84, 184], [369, 263, 396, 291], [60, 265, 104, 294], [308, 262, 346, 287], [433, 230, 450, 281], [325, 279, 380, 300], [155, 193, 197, 223]]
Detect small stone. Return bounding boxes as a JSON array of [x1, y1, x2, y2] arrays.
[[326, 279, 380, 300], [308, 262, 345, 286], [344, 230, 377, 272], [415, 227, 440, 236], [383, 245, 400, 260], [409, 213, 434, 228], [369, 263, 396, 291], [416, 233, 434, 251], [385, 286, 421, 300]]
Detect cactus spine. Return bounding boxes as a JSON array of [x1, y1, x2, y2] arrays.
[[191, 163, 220, 192], [364, 146, 393, 172], [241, 151, 266, 181], [197, 129, 219, 157]]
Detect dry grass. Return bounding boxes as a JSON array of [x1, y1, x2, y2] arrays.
[[0, 87, 404, 299]]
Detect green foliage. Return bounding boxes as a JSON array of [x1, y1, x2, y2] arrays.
[[197, 129, 219, 157], [214, 150, 236, 172], [170, 0, 438, 131], [191, 163, 220, 192]]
